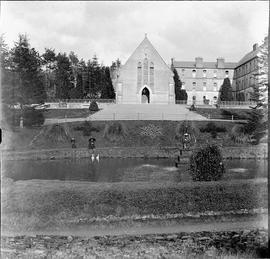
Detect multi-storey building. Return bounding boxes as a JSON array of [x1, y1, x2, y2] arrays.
[[171, 57, 237, 105], [232, 43, 260, 101]]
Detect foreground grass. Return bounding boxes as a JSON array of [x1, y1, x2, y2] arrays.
[[2, 178, 267, 232]]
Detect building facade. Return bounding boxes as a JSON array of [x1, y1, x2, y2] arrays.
[[172, 58, 237, 105], [232, 43, 260, 101], [111, 35, 175, 104]]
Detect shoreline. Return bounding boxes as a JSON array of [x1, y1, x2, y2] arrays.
[[1, 144, 268, 161]]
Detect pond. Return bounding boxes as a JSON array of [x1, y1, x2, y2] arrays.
[[3, 158, 267, 182]]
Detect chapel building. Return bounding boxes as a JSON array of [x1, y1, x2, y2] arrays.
[[111, 34, 175, 104]]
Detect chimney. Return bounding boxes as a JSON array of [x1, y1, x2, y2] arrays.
[[195, 57, 203, 68], [253, 43, 258, 51], [217, 57, 225, 68]]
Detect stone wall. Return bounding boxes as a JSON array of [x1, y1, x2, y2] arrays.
[[2, 144, 267, 161]]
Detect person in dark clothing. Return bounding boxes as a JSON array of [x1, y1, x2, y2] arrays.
[[88, 136, 96, 150], [71, 138, 76, 148]]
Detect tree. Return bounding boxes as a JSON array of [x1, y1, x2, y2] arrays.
[[100, 66, 115, 99], [245, 36, 268, 144], [55, 52, 72, 99], [173, 68, 187, 101], [219, 77, 233, 101], [1, 35, 17, 105], [42, 48, 57, 99], [10, 34, 46, 105]]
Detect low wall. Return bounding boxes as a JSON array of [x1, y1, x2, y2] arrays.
[[2, 144, 267, 161]]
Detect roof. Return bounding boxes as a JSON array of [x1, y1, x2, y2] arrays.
[[236, 47, 260, 68], [173, 61, 237, 69]]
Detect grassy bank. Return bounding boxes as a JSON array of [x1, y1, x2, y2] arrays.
[[2, 178, 267, 231], [3, 120, 251, 151]]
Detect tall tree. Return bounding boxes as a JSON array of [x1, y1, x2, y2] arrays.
[[42, 48, 57, 99], [10, 34, 46, 104], [55, 52, 72, 99], [100, 66, 115, 99], [245, 36, 268, 144], [173, 68, 187, 101], [219, 77, 233, 101]]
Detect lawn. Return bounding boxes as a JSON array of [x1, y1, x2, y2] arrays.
[[44, 109, 92, 119], [194, 108, 251, 120], [2, 120, 248, 151], [1, 178, 267, 232]]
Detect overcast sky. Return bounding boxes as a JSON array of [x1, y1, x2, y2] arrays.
[[1, 1, 268, 66]]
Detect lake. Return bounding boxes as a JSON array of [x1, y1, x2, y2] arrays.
[[2, 158, 267, 182]]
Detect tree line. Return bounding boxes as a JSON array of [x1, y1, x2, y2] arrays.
[[1, 34, 116, 107]]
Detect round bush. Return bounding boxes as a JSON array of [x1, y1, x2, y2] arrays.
[[89, 101, 99, 112], [189, 145, 225, 181]]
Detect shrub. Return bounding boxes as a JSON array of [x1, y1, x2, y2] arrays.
[[22, 107, 45, 128], [200, 122, 227, 138], [189, 104, 196, 111], [89, 101, 99, 112], [189, 145, 225, 181], [230, 124, 254, 144], [103, 121, 128, 142], [73, 121, 100, 136]]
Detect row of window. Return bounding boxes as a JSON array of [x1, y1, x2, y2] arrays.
[[182, 81, 218, 91], [235, 76, 255, 91], [181, 69, 229, 78], [235, 58, 257, 78]]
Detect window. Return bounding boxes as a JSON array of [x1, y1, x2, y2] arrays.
[[225, 70, 229, 77], [213, 70, 217, 78], [213, 82, 217, 91], [182, 69, 185, 73], [192, 70, 196, 78], [182, 82, 185, 90], [192, 82, 196, 88], [143, 58, 148, 85], [203, 70, 207, 78], [137, 62, 142, 88], [203, 82, 206, 91], [150, 62, 154, 88]]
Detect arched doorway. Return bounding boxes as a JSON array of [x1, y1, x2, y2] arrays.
[[141, 87, 150, 103]]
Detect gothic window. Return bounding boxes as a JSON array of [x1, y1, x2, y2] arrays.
[[137, 62, 142, 88], [143, 58, 148, 85], [150, 62, 154, 88]]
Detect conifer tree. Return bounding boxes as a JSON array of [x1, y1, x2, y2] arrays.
[[10, 34, 46, 104], [219, 77, 233, 101]]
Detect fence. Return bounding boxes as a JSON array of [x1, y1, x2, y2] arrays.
[[46, 98, 116, 103]]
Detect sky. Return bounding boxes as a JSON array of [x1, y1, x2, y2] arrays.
[[1, 1, 269, 66]]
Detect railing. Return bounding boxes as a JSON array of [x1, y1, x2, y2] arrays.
[[175, 100, 188, 105], [46, 98, 116, 103]]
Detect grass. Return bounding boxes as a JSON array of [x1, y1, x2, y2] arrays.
[[44, 109, 92, 119], [3, 120, 250, 151], [195, 108, 251, 120], [2, 178, 267, 232]]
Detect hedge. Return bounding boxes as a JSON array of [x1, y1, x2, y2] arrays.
[[3, 179, 267, 219]]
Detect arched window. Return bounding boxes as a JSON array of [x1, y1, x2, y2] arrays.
[[137, 62, 142, 88], [150, 62, 154, 88], [192, 70, 196, 78], [143, 58, 148, 85]]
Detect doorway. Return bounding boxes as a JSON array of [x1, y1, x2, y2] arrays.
[[141, 87, 150, 103]]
